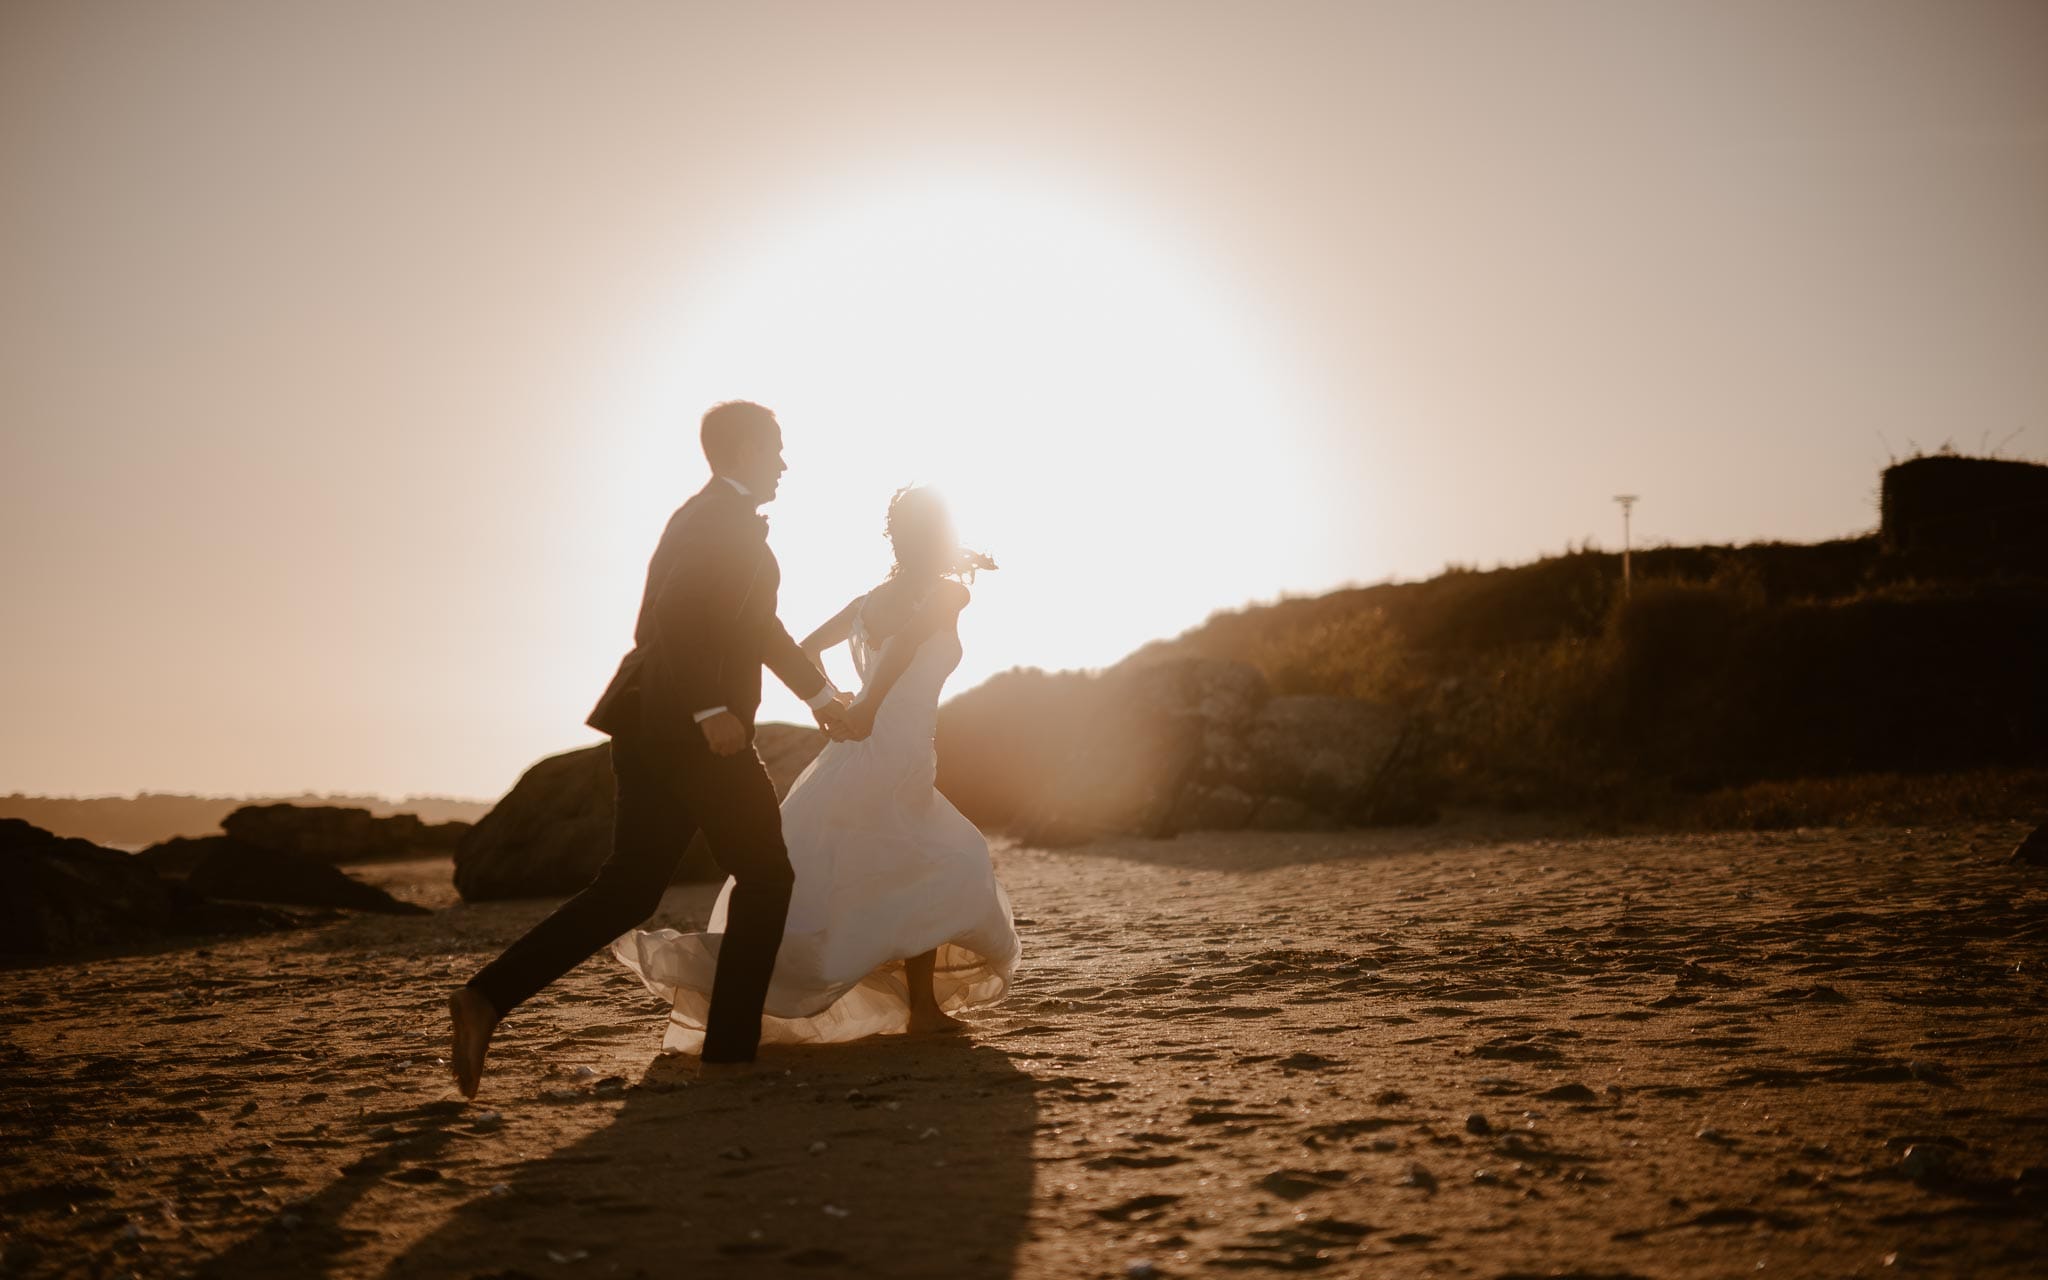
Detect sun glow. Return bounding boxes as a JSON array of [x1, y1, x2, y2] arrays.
[[577, 167, 1350, 722]]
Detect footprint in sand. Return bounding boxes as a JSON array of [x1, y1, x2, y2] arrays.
[[1256, 1168, 1349, 1199], [1092, 1193, 1181, 1223]]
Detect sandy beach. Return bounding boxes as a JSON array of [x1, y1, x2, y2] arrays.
[[4, 820, 2045, 1279]]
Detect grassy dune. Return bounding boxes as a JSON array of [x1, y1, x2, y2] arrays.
[[940, 535, 2048, 832]]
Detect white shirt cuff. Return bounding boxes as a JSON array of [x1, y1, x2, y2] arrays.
[[802, 682, 841, 711], [692, 706, 729, 724]]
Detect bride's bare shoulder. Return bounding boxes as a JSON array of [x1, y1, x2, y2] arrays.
[[861, 576, 968, 640], [925, 579, 971, 613], [858, 578, 913, 630]]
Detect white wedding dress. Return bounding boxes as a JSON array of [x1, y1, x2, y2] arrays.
[[610, 592, 1020, 1054]]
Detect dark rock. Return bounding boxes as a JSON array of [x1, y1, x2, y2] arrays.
[[1, 819, 179, 954], [1017, 658, 1272, 845], [1, 820, 299, 954], [2011, 824, 2048, 867], [1535, 1083, 1600, 1103], [134, 835, 225, 877], [182, 837, 429, 915], [221, 804, 471, 863], [935, 651, 1431, 841], [1247, 796, 1319, 831], [1229, 695, 1405, 812], [453, 726, 828, 902], [453, 744, 615, 902], [1170, 784, 1258, 831], [1150, 658, 1273, 783]]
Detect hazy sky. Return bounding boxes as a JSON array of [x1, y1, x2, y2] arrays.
[[5, 1, 2045, 800]]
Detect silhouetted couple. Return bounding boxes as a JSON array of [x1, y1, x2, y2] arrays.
[[450, 401, 1018, 1095]]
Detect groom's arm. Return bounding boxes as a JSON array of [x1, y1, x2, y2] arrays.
[[798, 597, 862, 667], [767, 616, 856, 738]]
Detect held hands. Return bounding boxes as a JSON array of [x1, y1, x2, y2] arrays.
[[814, 692, 868, 742], [701, 695, 870, 748], [840, 696, 877, 741], [698, 710, 748, 757]]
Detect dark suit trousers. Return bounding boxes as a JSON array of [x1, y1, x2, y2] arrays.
[[466, 731, 795, 1062]]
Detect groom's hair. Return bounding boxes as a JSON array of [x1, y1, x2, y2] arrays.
[[701, 400, 778, 470]]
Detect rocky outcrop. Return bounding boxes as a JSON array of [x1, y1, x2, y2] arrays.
[[134, 835, 227, 878], [1, 820, 297, 955], [452, 744, 617, 903], [453, 725, 830, 902], [3, 819, 179, 954], [1014, 659, 1262, 844], [176, 837, 430, 915], [220, 804, 470, 863], [1169, 693, 1408, 835], [1006, 658, 1409, 844], [1234, 695, 1407, 810]]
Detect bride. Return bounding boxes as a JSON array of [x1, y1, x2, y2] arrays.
[[611, 486, 1020, 1053]]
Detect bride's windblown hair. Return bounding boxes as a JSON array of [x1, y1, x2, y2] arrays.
[[886, 485, 998, 582]]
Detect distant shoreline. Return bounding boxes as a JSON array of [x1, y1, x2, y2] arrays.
[[0, 791, 493, 850]]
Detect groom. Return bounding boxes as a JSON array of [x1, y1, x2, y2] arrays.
[[450, 401, 854, 1095]]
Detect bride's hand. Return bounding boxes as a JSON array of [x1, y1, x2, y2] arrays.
[[813, 700, 853, 741], [841, 698, 877, 741]]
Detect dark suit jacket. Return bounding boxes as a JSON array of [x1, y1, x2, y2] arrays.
[[587, 479, 826, 742]]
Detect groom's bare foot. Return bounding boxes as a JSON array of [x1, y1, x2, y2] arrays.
[[448, 987, 499, 1099], [908, 1007, 965, 1035]]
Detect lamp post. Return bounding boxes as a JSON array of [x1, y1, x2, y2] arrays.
[[1613, 494, 1638, 598]]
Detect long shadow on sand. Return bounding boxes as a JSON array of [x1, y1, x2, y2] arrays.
[[200, 1036, 1039, 1279]]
